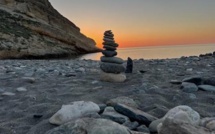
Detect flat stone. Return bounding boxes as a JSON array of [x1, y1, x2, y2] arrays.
[[182, 76, 203, 85], [100, 71, 126, 83], [103, 42, 119, 47], [16, 87, 27, 92], [102, 50, 117, 57], [104, 35, 114, 40], [101, 107, 129, 124], [100, 62, 125, 73], [170, 80, 182, 85], [104, 33, 114, 37], [103, 45, 116, 51], [22, 77, 36, 83], [114, 103, 158, 126], [46, 118, 131, 134], [106, 96, 138, 108], [2, 92, 15, 96], [181, 82, 198, 93], [103, 38, 115, 42], [101, 56, 124, 64], [49, 101, 100, 125], [198, 85, 215, 92]]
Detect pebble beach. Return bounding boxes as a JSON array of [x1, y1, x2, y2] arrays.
[[0, 54, 215, 134]]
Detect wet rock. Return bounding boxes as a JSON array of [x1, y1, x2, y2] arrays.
[[114, 103, 157, 126], [49, 101, 100, 125], [198, 85, 215, 92], [46, 118, 131, 134], [181, 82, 198, 93]]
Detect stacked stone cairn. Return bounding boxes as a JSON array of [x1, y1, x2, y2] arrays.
[[100, 30, 126, 82]]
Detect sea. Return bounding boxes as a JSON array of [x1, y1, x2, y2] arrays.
[[79, 44, 215, 60]]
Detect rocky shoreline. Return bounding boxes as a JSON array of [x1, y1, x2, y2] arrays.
[[0, 54, 215, 134]]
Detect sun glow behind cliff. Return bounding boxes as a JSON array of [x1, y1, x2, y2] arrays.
[[50, 0, 215, 48]]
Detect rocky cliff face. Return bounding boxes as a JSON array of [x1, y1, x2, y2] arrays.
[[0, 0, 101, 59]]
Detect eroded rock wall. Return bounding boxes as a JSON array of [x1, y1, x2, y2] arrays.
[[0, 0, 101, 59]]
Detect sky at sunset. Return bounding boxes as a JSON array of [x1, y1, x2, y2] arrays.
[[50, 0, 215, 48]]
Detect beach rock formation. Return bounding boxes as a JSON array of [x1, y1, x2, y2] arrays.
[[125, 57, 133, 73], [0, 0, 101, 59], [100, 30, 126, 82]]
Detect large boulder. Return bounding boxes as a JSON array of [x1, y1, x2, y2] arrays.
[[158, 118, 211, 134], [162, 105, 200, 125], [49, 101, 100, 125], [46, 118, 132, 134], [0, 0, 101, 59]]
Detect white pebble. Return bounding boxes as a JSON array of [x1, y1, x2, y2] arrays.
[[16, 87, 27, 92]]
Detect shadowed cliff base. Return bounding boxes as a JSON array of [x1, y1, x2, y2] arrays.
[[0, 0, 101, 59]]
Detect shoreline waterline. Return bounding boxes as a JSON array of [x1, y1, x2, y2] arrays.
[[80, 44, 215, 60]]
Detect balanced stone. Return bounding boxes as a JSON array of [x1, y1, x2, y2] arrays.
[[101, 56, 124, 64], [104, 30, 112, 34], [100, 71, 126, 83], [103, 42, 119, 47], [105, 33, 114, 37], [125, 57, 133, 73], [103, 45, 116, 51], [102, 50, 117, 57], [103, 38, 115, 43], [104, 35, 114, 40], [100, 62, 125, 73]]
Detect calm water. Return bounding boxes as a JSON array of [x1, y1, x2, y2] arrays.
[[80, 44, 215, 60]]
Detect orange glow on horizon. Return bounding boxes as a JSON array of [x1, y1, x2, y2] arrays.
[[83, 29, 215, 48]]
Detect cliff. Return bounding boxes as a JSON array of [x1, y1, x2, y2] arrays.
[[0, 0, 101, 59]]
